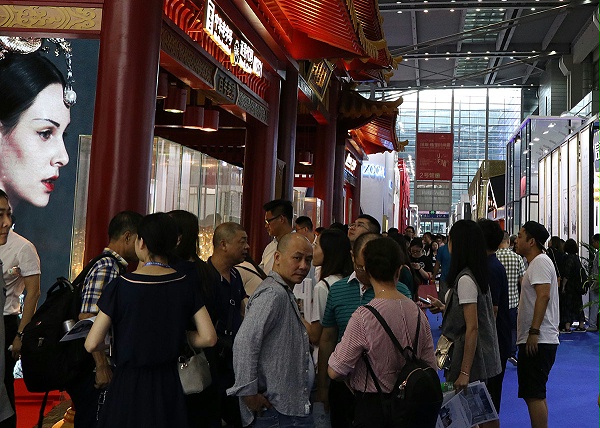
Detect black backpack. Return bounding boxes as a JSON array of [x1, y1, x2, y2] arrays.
[[20, 253, 120, 393], [361, 305, 443, 428]]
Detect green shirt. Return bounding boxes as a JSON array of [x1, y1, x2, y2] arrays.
[[321, 274, 412, 342]]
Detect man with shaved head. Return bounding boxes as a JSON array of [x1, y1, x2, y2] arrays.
[[228, 233, 315, 427], [204, 222, 250, 428]]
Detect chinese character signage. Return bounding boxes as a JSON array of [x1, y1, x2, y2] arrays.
[[416, 133, 453, 181], [204, 0, 263, 78]]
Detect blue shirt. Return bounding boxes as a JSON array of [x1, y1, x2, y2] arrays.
[[437, 244, 451, 281]]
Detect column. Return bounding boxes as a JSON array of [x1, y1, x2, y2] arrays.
[[277, 65, 299, 200], [313, 81, 340, 226], [243, 73, 280, 261], [84, 0, 163, 260], [332, 140, 346, 223], [353, 165, 362, 221]]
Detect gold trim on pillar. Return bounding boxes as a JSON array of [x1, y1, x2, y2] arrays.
[[0, 6, 102, 31]]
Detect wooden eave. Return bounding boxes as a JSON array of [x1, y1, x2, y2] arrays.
[[339, 89, 405, 154]]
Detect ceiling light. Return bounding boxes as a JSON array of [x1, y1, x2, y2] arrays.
[[476, 8, 480, 11], [533, 137, 540, 141], [397, 10, 403, 13], [543, 130, 549, 134], [163, 86, 187, 113], [182, 105, 205, 129], [425, 58, 429, 61], [298, 151, 313, 166], [523, 150, 529, 154], [499, 8, 504, 11], [156, 72, 169, 99], [202, 109, 219, 132], [446, 57, 450, 60], [484, 56, 489, 60], [450, 8, 455, 11], [424, 9, 428, 12], [531, 7, 535, 10], [548, 122, 555, 128], [532, 50, 536, 53]]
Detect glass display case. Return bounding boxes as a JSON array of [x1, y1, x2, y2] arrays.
[[71, 137, 244, 272]]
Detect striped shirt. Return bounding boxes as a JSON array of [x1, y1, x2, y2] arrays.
[[321, 274, 413, 343], [328, 298, 436, 393], [496, 248, 526, 309]]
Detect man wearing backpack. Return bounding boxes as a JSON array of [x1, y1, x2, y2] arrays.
[[66, 211, 142, 428]]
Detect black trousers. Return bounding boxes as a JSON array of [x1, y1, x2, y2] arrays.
[[1, 315, 18, 428], [329, 380, 355, 428]]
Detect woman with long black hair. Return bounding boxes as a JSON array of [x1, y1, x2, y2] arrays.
[[429, 220, 501, 392]]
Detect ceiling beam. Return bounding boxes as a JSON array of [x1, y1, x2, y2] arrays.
[[411, 11, 421, 86], [486, 8, 521, 84], [454, 10, 467, 82], [521, 60, 539, 84], [379, 0, 598, 12], [542, 11, 568, 50], [389, 3, 579, 56]]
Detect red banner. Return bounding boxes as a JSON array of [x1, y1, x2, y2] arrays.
[[416, 133, 453, 181]]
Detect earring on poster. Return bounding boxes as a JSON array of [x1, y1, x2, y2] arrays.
[[0, 36, 77, 107]]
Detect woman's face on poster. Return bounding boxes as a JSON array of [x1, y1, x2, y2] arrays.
[[0, 83, 70, 207]]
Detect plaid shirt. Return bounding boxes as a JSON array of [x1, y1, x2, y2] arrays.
[[80, 248, 128, 314], [496, 248, 526, 309]]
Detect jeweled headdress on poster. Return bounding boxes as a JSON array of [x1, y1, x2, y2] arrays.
[[0, 36, 76, 107]]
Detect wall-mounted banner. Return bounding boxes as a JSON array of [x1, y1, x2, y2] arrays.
[[416, 132, 453, 181]]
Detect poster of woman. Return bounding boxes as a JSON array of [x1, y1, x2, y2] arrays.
[[0, 37, 100, 293]]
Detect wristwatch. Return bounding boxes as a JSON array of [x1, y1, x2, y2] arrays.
[[16, 331, 23, 339]]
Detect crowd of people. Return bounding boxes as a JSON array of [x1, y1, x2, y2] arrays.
[[0, 191, 596, 428]]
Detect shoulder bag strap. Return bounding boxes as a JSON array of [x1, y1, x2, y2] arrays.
[[236, 264, 263, 280], [323, 279, 330, 290]]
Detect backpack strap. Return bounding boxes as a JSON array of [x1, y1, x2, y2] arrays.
[[36, 391, 49, 427], [360, 304, 421, 394], [323, 279, 330, 290], [72, 252, 122, 286], [363, 304, 420, 360]]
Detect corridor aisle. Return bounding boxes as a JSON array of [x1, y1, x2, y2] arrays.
[[427, 312, 599, 427]]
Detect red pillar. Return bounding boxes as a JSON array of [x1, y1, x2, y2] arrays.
[[313, 81, 340, 226], [84, 0, 162, 260], [277, 65, 299, 200], [353, 164, 362, 221], [243, 73, 280, 261], [332, 139, 346, 223]]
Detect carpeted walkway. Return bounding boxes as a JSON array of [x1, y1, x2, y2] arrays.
[[427, 311, 600, 427]]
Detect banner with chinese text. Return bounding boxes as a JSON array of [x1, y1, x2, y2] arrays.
[[416, 133, 453, 181]]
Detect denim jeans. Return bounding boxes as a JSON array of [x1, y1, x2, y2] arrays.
[[252, 407, 315, 428]]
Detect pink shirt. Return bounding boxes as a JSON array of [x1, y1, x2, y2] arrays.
[[328, 298, 436, 393]]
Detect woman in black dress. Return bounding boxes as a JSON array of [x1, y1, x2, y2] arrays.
[[85, 212, 217, 428]]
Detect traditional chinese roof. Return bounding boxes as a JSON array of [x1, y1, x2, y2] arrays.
[[338, 90, 406, 154], [255, 0, 396, 80]]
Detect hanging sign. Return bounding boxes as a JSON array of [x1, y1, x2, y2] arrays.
[[416, 133, 453, 181], [204, 0, 263, 78], [345, 153, 357, 172]]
